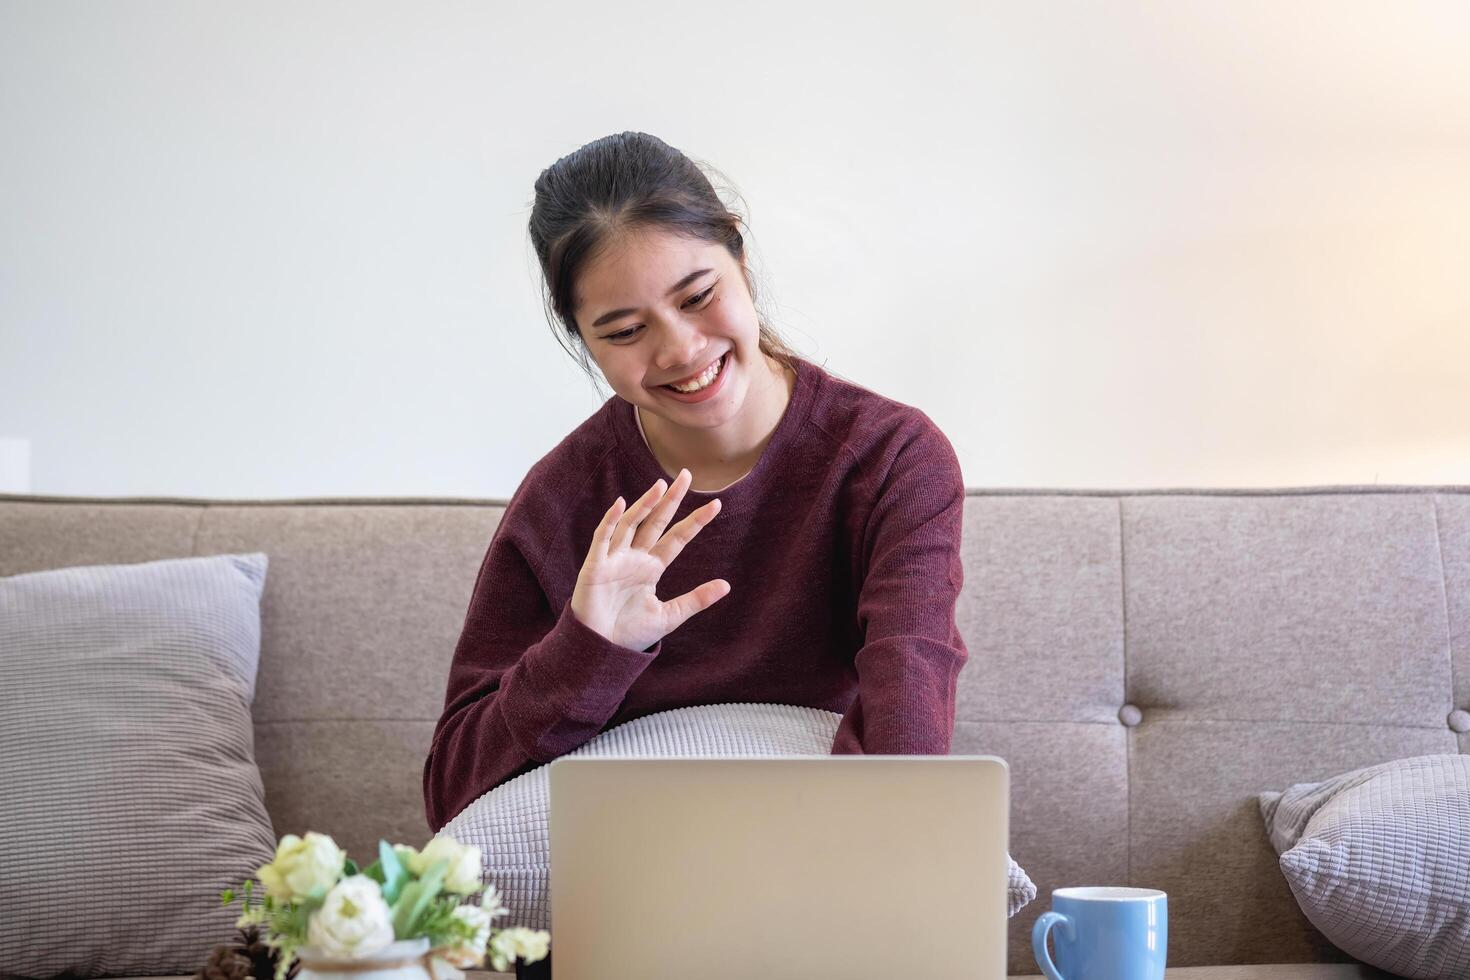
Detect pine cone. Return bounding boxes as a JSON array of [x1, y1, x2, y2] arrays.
[[194, 944, 252, 980], [233, 925, 297, 980]]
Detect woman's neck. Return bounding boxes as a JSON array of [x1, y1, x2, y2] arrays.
[[638, 354, 796, 491]]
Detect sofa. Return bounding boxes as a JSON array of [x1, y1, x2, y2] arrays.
[[4, 484, 1465, 979]]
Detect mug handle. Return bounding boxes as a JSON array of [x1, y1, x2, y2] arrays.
[[1032, 910, 1076, 980]]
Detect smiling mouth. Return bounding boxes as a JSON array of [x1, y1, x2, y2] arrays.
[[660, 353, 726, 391]]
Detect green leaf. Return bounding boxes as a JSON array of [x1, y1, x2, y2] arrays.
[[343, 857, 360, 877], [417, 896, 473, 949], [391, 859, 447, 938], [379, 840, 408, 904], [362, 859, 386, 884], [379, 839, 403, 877], [279, 901, 311, 944], [220, 888, 236, 905], [391, 881, 426, 938]]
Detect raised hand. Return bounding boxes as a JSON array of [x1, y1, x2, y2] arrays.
[[569, 468, 729, 652]]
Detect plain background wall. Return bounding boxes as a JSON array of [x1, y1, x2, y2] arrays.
[[2, 1, 1467, 499]]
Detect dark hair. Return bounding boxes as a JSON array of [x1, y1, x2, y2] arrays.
[[528, 132, 800, 394]]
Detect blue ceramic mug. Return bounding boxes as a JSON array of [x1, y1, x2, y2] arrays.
[[1032, 886, 1168, 980]]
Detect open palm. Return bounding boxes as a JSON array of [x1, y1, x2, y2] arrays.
[[570, 467, 729, 652]]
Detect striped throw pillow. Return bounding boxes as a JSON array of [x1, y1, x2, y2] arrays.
[[0, 553, 277, 977]]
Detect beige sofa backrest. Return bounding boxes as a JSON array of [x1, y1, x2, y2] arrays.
[[3, 487, 1467, 973]]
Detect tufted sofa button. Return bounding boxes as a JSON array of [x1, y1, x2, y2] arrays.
[[1118, 704, 1143, 727], [1449, 710, 1470, 734]]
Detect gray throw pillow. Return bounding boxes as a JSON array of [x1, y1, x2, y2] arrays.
[[443, 702, 1037, 931], [0, 553, 277, 978], [1259, 754, 1470, 980]]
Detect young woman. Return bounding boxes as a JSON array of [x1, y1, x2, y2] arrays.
[[423, 132, 969, 831]]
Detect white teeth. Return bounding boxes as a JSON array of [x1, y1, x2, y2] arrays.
[[667, 354, 724, 393]]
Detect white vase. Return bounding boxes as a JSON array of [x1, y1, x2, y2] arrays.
[[295, 938, 434, 980]]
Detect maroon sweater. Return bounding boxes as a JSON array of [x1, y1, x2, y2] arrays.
[[423, 356, 969, 831]]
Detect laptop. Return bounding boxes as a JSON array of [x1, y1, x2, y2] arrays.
[[549, 755, 1010, 980]]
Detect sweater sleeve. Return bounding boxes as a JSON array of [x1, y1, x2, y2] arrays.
[[830, 418, 969, 755], [423, 505, 662, 831]]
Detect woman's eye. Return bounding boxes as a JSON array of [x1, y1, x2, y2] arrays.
[[606, 286, 715, 343]]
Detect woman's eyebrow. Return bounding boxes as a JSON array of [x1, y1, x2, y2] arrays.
[[592, 268, 714, 328]]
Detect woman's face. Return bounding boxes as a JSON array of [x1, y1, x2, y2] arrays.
[[573, 227, 768, 433]]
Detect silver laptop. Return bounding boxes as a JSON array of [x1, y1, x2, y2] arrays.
[[549, 755, 1009, 980]]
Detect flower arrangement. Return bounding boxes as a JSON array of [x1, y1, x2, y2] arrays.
[[220, 832, 550, 978]]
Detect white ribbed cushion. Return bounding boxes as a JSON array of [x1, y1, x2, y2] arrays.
[[1260, 754, 1470, 980], [442, 702, 1035, 930], [0, 554, 277, 978]]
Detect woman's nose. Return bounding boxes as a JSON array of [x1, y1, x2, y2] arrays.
[[652, 319, 709, 371]]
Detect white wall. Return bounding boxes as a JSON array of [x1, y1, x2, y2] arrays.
[[2, 1, 1467, 498]]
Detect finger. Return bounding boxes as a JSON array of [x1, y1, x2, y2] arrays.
[[611, 479, 666, 552], [633, 468, 691, 552], [648, 497, 720, 566], [592, 496, 625, 560], [660, 578, 731, 632]]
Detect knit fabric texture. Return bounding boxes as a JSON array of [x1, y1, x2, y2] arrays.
[[1259, 753, 1470, 980], [441, 701, 1035, 931], [425, 355, 970, 830]]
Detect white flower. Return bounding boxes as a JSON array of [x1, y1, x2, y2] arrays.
[[487, 927, 551, 972], [408, 836, 483, 895], [256, 832, 346, 902], [392, 843, 419, 869], [306, 875, 395, 959], [439, 904, 494, 968], [480, 882, 509, 920]]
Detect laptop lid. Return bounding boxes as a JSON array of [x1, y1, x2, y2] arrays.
[[549, 756, 1009, 980]]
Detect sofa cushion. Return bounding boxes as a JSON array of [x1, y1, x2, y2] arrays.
[[442, 702, 1036, 933], [0, 553, 277, 978], [1259, 753, 1470, 980]]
